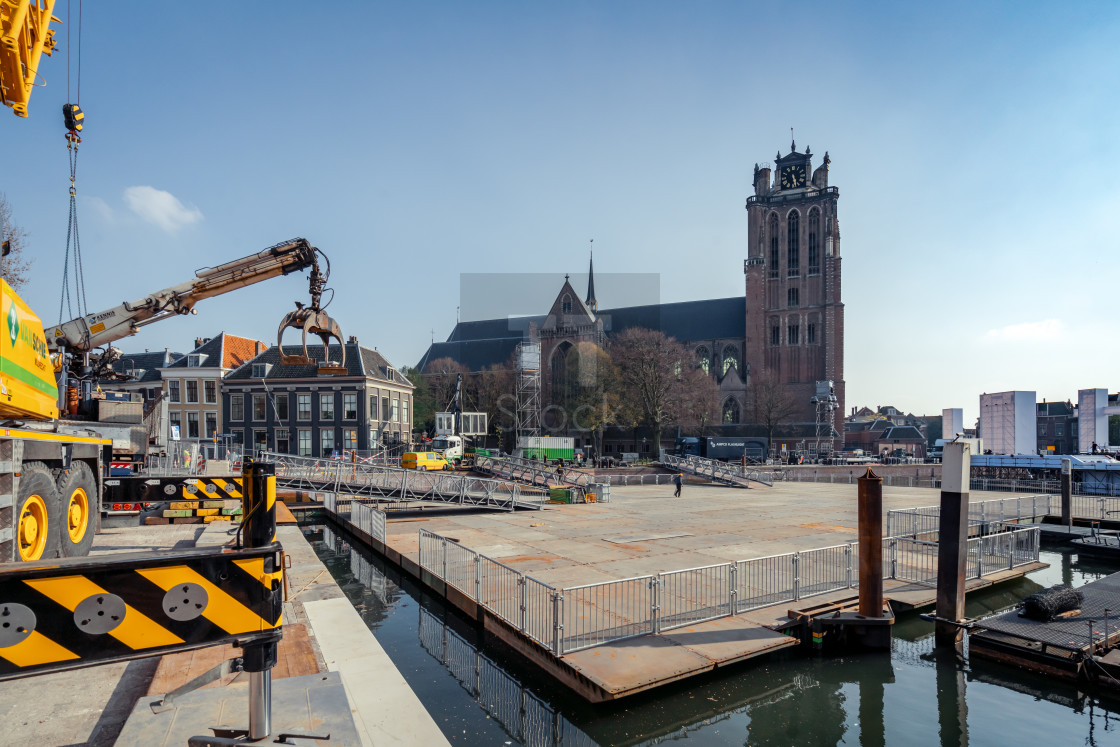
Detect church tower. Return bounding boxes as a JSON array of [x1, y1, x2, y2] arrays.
[[744, 141, 845, 441]]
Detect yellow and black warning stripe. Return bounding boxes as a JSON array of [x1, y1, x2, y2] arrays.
[[0, 543, 282, 681]]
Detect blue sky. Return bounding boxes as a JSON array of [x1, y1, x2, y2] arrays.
[[2, 1, 1117, 425]]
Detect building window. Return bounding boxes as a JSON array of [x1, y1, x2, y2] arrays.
[[187, 412, 200, 439], [768, 213, 779, 279], [276, 393, 288, 420], [561, 294, 572, 313], [297, 394, 311, 421], [253, 394, 266, 421], [369, 428, 380, 448], [321, 428, 335, 456], [382, 397, 390, 421], [230, 394, 244, 420], [1056, 423, 1064, 436], [370, 394, 377, 419], [187, 354, 205, 367], [343, 429, 358, 451], [402, 399, 409, 425], [204, 411, 217, 438], [204, 380, 217, 404], [169, 411, 182, 435], [391, 399, 400, 423], [787, 210, 800, 277], [298, 429, 311, 456], [808, 208, 820, 275], [807, 322, 817, 344], [788, 323, 800, 345], [320, 393, 335, 420], [169, 380, 181, 403], [276, 429, 290, 453], [721, 345, 738, 375], [787, 287, 799, 307], [186, 380, 199, 403], [696, 346, 710, 375], [343, 392, 357, 420], [771, 326, 780, 346], [722, 398, 740, 424], [251, 363, 270, 378]]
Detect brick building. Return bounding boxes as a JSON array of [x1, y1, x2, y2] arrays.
[[744, 141, 845, 439]]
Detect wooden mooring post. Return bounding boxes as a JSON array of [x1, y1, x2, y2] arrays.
[[936, 441, 971, 647], [1060, 457, 1072, 527], [858, 468, 884, 618]]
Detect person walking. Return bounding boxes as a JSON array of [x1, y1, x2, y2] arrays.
[[673, 472, 683, 498]]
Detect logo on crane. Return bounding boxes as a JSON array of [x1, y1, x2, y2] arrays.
[[7, 303, 18, 346]]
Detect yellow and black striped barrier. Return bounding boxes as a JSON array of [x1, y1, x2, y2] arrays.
[[0, 541, 283, 681]]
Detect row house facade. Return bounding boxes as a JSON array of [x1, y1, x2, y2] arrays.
[[158, 334, 266, 440], [221, 341, 414, 457]]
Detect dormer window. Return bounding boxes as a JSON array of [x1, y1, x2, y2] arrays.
[[187, 354, 208, 367], [252, 363, 271, 378]]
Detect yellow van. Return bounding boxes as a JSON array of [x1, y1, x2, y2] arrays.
[[401, 452, 450, 471]]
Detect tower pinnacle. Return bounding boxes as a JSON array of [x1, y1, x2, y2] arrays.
[[586, 240, 598, 313]]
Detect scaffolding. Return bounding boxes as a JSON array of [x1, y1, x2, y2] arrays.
[[812, 380, 838, 460], [515, 340, 541, 450]]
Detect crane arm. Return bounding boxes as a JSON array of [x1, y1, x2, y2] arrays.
[[46, 238, 319, 353]]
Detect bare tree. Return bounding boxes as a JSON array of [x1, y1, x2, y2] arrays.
[[751, 371, 798, 455], [610, 327, 713, 454], [0, 193, 32, 291], [563, 342, 620, 457]]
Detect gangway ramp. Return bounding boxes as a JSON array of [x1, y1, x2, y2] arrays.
[[474, 454, 596, 489], [662, 453, 774, 488], [262, 452, 545, 511]]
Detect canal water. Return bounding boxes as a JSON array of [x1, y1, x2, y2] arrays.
[[303, 522, 1120, 746]]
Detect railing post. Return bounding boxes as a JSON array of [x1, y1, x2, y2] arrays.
[[442, 538, 448, 581], [729, 563, 738, 614], [519, 577, 527, 632], [474, 555, 482, 601], [845, 543, 854, 588], [651, 577, 662, 634], [552, 591, 563, 656], [792, 553, 801, 601], [890, 539, 897, 579]]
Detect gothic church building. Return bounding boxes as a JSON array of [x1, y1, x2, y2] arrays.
[[418, 142, 845, 448]]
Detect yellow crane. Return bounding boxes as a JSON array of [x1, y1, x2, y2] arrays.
[[0, 0, 60, 118]]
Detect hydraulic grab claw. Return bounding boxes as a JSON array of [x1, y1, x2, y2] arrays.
[[276, 253, 347, 374]]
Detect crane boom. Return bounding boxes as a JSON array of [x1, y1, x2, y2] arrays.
[[46, 238, 319, 353]]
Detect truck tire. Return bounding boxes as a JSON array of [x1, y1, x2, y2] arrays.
[[57, 461, 96, 557], [16, 462, 61, 561]]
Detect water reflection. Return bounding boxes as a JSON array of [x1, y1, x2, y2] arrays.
[[307, 524, 1120, 747]]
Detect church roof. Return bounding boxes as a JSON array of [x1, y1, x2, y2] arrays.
[[418, 296, 746, 370]]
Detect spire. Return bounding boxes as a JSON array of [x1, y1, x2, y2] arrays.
[[585, 240, 597, 313]]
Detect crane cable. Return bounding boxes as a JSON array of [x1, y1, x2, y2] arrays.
[[58, 0, 87, 325]]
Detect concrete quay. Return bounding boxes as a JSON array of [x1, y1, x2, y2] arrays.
[[0, 513, 448, 746], [321, 480, 1046, 702]]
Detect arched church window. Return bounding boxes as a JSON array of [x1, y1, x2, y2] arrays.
[[787, 210, 800, 277], [768, 213, 779, 279], [696, 346, 710, 375], [722, 397, 740, 424], [808, 208, 820, 275], [721, 344, 738, 375], [561, 294, 572, 314]]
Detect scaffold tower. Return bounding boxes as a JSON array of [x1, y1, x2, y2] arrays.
[[515, 339, 542, 448], [812, 380, 839, 459]]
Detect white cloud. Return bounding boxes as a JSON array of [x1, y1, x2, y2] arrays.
[[123, 186, 203, 232], [984, 319, 1063, 342]]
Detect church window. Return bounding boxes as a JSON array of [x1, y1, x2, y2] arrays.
[[771, 325, 780, 346], [788, 323, 800, 345], [787, 211, 800, 277], [808, 208, 820, 275], [696, 346, 710, 375], [561, 294, 572, 314], [807, 322, 817, 344], [721, 345, 738, 375], [722, 398, 740, 424], [787, 287, 799, 307], [768, 214, 779, 279]]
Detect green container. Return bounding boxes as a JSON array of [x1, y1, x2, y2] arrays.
[[549, 488, 571, 504]]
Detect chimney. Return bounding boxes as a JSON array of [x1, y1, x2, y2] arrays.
[[348, 336, 358, 344]]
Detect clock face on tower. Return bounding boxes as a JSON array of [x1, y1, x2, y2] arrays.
[[780, 164, 806, 189]]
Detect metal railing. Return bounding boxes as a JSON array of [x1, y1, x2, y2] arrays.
[[350, 501, 387, 544], [416, 524, 1041, 657], [262, 451, 542, 511], [888, 494, 1120, 535], [474, 454, 597, 488], [662, 454, 775, 487]]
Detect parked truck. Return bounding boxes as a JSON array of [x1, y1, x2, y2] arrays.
[[674, 436, 768, 462]]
